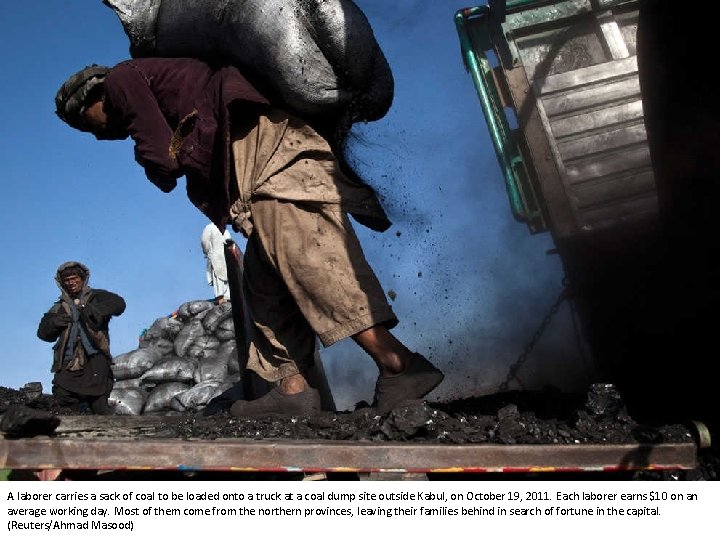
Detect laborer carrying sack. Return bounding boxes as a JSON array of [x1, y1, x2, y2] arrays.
[[54, 3, 443, 416]]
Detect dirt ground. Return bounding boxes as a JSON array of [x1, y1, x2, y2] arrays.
[[1, 382, 717, 480]]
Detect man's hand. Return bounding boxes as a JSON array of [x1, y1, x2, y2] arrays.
[[81, 304, 100, 325], [53, 313, 72, 329]]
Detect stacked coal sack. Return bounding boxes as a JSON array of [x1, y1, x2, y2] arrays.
[[109, 300, 243, 415]]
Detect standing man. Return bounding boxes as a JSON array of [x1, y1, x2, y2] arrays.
[[37, 262, 126, 414], [200, 222, 232, 304], [54, 58, 443, 416]]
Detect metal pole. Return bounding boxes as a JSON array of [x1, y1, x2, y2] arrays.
[[223, 239, 271, 400]]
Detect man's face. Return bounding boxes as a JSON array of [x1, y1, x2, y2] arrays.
[[62, 274, 85, 295], [82, 99, 127, 140]]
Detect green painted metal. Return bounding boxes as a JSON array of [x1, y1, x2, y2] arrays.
[[455, 6, 522, 221], [455, 6, 543, 230], [506, 0, 631, 12], [504, 0, 636, 30], [507, 0, 543, 9]]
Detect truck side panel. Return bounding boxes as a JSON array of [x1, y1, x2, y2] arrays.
[[462, 0, 655, 239]]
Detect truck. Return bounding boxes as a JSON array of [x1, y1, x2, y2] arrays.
[[0, 0, 714, 479], [455, 0, 718, 437]]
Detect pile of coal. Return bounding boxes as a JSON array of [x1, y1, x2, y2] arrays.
[[109, 300, 244, 415], [0, 383, 90, 418], [1, 382, 717, 479], [172, 384, 694, 447]]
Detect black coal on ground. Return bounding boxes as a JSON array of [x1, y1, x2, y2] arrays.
[[1, 383, 717, 480]]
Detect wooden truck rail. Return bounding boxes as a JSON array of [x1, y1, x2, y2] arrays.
[[0, 415, 698, 476]]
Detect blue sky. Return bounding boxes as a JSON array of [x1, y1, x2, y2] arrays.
[[0, 1, 587, 410]]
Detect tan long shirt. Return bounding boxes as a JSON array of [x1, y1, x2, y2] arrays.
[[229, 109, 389, 237]]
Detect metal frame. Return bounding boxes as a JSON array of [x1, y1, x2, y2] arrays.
[[455, 6, 548, 233]]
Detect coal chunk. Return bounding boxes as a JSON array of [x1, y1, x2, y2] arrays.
[[0, 405, 60, 438]]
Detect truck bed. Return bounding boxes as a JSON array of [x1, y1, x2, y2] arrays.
[[0, 414, 697, 475]]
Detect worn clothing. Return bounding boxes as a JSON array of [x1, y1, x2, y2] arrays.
[[100, 58, 395, 383], [52, 353, 113, 405], [37, 262, 125, 399], [102, 57, 390, 232], [52, 380, 112, 415], [244, 198, 397, 382], [38, 289, 126, 375], [200, 222, 232, 300], [228, 108, 390, 236], [103, 58, 269, 228], [227, 109, 397, 381]]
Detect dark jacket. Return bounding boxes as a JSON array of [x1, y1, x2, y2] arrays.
[[37, 263, 126, 374], [102, 58, 269, 229]]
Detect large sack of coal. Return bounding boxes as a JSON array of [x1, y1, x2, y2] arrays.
[[214, 317, 236, 342], [141, 357, 198, 385], [171, 379, 236, 412], [112, 347, 162, 380], [173, 319, 207, 357], [202, 302, 233, 333], [194, 355, 229, 384], [113, 378, 143, 389], [141, 315, 183, 341], [144, 382, 191, 413], [176, 300, 214, 321], [185, 335, 220, 360], [142, 337, 174, 356], [103, 0, 394, 122], [109, 387, 147, 415], [216, 340, 240, 374]]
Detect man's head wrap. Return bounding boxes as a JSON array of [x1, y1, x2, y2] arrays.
[[57, 262, 89, 282], [55, 65, 111, 131]]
